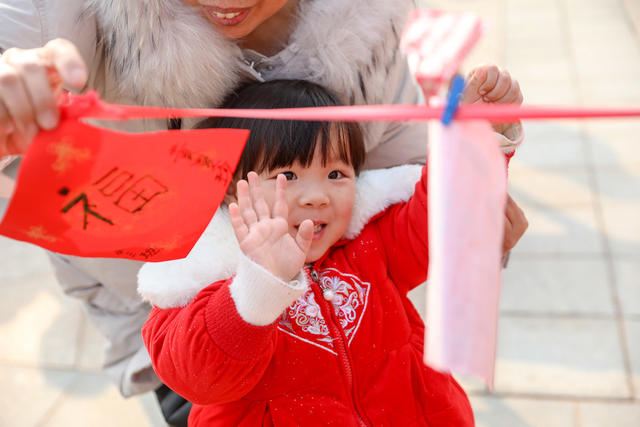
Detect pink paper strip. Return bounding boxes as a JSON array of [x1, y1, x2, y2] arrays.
[[401, 9, 484, 98], [426, 120, 506, 389]]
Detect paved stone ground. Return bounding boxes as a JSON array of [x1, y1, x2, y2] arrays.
[[1, 0, 639, 425]]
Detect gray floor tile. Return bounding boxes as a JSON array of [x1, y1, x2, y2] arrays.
[[510, 78, 580, 105], [614, 257, 640, 317], [501, 256, 614, 315], [595, 170, 640, 255], [578, 78, 640, 106], [509, 167, 594, 206], [511, 122, 586, 170], [508, 204, 604, 255], [578, 401, 640, 427], [0, 273, 83, 368], [625, 320, 640, 398], [585, 120, 640, 169], [470, 395, 575, 427], [0, 236, 55, 281], [495, 317, 630, 398], [599, 202, 640, 255], [0, 365, 78, 427], [41, 373, 166, 427]]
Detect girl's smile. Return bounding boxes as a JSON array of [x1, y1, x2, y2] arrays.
[[256, 147, 356, 263]]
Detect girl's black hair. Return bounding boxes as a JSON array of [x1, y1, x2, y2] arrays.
[[195, 80, 365, 179]]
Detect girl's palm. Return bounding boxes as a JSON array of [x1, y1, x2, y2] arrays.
[[229, 172, 313, 282]]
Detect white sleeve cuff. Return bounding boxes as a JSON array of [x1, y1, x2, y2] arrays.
[[229, 253, 308, 326], [496, 121, 524, 154]]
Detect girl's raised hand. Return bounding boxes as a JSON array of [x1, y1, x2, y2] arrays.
[[461, 64, 523, 106], [461, 64, 523, 136], [229, 172, 314, 282]]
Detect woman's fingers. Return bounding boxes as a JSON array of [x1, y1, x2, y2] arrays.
[[0, 61, 37, 137], [0, 39, 88, 154], [9, 49, 59, 130], [42, 38, 88, 89]]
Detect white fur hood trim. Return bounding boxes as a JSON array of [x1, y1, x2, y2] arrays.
[[138, 164, 422, 308]]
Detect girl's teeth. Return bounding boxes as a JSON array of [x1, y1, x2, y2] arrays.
[[214, 11, 241, 19], [314, 224, 323, 233]]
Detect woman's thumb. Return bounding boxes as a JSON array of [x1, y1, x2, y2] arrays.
[[42, 38, 87, 89]]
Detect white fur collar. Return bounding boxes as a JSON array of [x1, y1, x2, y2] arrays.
[[84, 0, 242, 108], [138, 164, 422, 308], [84, 0, 412, 108]]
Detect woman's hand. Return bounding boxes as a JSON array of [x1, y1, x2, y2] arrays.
[[229, 172, 314, 282], [0, 38, 87, 157]]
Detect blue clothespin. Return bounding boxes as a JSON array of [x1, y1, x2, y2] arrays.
[[441, 74, 465, 125]]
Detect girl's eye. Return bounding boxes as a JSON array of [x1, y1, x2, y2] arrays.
[[282, 171, 296, 181], [328, 170, 345, 179]]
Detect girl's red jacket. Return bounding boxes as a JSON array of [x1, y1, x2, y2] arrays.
[[142, 166, 474, 426]]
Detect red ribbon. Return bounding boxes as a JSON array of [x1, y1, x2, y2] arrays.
[[63, 91, 640, 123]]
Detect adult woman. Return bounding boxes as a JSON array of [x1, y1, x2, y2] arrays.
[[0, 0, 526, 424]]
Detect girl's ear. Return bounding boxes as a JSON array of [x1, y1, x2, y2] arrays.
[[223, 181, 237, 205]]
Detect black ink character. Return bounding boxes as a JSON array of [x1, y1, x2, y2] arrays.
[[61, 193, 114, 230], [115, 175, 168, 214], [94, 167, 134, 197]]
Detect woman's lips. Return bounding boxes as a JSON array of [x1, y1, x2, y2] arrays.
[[204, 7, 250, 26]]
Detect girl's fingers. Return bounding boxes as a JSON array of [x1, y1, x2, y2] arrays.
[[477, 65, 499, 96], [502, 195, 528, 253], [502, 217, 513, 255], [272, 174, 289, 219], [295, 219, 314, 253], [483, 70, 512, 102], [247, 172, 270, 221], [461, 67, 486, 104], [236, 179, 258, 226], [506, 80, 523, 105], [228, 202, 249, 242]]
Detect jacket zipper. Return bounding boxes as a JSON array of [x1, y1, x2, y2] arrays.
[[308, 267, 370, 427]]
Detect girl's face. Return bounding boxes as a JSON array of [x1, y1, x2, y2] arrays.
[[256, 145, 357, 263], [182, 0, 291, 40]]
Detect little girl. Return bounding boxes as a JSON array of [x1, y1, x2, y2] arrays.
[[139, 79, 520, 426]]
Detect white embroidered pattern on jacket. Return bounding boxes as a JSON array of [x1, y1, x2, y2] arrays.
[[278, 268, 371, 355]]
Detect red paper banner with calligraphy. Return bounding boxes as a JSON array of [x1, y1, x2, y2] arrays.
[[0, 119, 248, 262]]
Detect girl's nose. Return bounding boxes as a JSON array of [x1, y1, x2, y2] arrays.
[[297, 184, 330, 207]]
